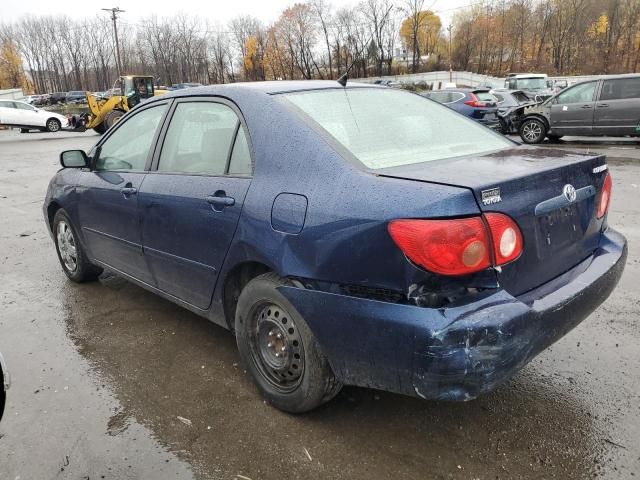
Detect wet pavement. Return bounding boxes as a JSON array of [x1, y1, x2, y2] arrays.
[[0, 129, 639, 479]]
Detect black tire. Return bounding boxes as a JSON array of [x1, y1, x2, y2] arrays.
[[93, 123, 107, 134], [52, 209, 103, 282], [45, 118, 61, 132], [235, 273, 342, 413], [104, 109, 125, 130], [519, 117, 547, 144], [547, 134, 564, 142], [20, 128, 29, 133]]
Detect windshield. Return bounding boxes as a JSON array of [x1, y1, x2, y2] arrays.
[[283, 88, 511, 169], [514, 78, 547, 90]]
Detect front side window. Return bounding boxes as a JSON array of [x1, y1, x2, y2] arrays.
[[284, 88, 512, 169], [96, 104, 167, 171], [15, 102, 34, 111], [556, 82, 597, 104], [600, 78, 640, 101], [158, 102, 239, 175]]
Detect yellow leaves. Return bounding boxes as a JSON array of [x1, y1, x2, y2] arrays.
[[0, 40, 27, 90], [588, 14, 609, 38], [399, 10, 443, 56], [243, 35, 260, 72]]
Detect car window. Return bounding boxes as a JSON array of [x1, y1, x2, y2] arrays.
[[284, 88, 512, 169], [599, 78, 640, 101], [0, 101, 17, 109], [556, 81, 597, 104], [427, 92, 450, 103], [15, 102, 34, 111], [158, 102, 239, 175], [96, 104, 167, 171], [512, 91, 531, 103], [228, 127, 252, 176], [493, 93, 505, 104], [475, 92, 497, 102]]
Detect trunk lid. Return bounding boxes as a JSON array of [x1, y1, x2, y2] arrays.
[[379, 146, 609, 296]]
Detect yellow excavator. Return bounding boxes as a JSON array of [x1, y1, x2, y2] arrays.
[[72, 75, 167, 134]]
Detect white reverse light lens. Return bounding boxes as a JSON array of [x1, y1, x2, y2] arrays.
[[499, 227, 517, 258]]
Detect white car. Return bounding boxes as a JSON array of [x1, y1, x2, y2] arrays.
[[0, 99, 69, 133]]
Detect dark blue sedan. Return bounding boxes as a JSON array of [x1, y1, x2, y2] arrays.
[[44, 81, 626, 412]]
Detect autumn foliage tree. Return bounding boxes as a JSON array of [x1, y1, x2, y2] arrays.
[[0, 40, 28, 90]]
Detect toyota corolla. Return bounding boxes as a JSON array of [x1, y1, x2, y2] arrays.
[[43, 81, 626, 412]]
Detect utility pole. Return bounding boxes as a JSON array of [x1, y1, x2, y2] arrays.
[[102, 7, 125, 77], [447, 24, 453, 83]]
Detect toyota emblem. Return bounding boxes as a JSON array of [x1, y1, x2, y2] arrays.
[[563, 184, 577, 202]]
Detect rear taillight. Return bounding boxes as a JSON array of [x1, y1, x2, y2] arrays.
[[484, 213, 523, 265], [464, 93, 488, 107], [596, 173, 612, 219], [388, 213, 523, 276]]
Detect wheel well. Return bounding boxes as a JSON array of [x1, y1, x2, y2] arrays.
[[47, 201, 61, 230], [522, 114, 549, 129], [223, 261, 271, 330], [47, 117, 61, 125]]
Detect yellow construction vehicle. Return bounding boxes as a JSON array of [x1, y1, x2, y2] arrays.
[[72, 75, 167, 134]]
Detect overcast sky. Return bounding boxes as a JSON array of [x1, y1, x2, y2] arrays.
[[1, 0, 472, 27]]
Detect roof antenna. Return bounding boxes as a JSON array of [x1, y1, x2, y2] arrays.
[[336, 5, 394, 88]]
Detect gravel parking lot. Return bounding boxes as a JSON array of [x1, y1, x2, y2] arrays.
[[0, 129, 639, 479]]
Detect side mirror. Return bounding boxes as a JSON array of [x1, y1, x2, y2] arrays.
[[0, 352, 9, 423], [60, 150, 89, 168]]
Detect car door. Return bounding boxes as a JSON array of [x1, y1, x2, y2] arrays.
[[14, 102, 44, 128], [593, 77, 640, 136], [0, 101, 18, 125], [548, 80, 598, 135], [137, 98, 253, 309], [76, 101, 170, 283]]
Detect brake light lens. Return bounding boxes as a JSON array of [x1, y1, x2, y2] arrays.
[[596, 173, 612, 219], [464, 93, 488, 107], [388, 213, 523, 276], [484, 213, 523, 264]]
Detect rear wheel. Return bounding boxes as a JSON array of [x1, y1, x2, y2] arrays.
[[104, 109, 125, 130], [519, 118, 547, 144], [235, 273, 342, 413], [46, 118, 61, 132], [53, 209, 103, 282]]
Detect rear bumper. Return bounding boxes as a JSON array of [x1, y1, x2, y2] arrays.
[[279, 228, 627, 401]]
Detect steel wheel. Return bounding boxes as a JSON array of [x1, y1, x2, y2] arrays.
[[248, 302, 305, 392], [56, 220, 77, 273], [46, 119, 61, 132]]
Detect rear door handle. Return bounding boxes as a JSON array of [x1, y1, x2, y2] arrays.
[[580, 105, 593, 109], [206, 193, 235, 210], [597, 103, 609, 108], [120, 187, 137, 196]]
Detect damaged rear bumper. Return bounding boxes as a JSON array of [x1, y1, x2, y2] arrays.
[[278, 228, 627, 401]]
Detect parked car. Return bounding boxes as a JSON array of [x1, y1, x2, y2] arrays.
[[504, 73, 555, 102], [0, 99, 69, 132], [24, 95, 43, 105], [423, 88, 500, 129], [66, 91, 87, 103], [0, 352, 8, 422], [48, 92, 68, 105], [167, 82, 203, 90], [490, 89, 538, 133], [44, 81, 626, 413], [519, 74, 640, 144]]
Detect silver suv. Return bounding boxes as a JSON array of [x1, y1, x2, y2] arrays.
[[518, 74, 640, 144]]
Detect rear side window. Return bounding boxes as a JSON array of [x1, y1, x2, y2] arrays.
[[0, 101, 17, 109], [599, 78, 640, 101], [427, 92, 450, 103], [158, 102, 239, 175], [556, 81, 597, 104], [96, 104, 167, 171], [284, 88, 511, 169], [228, 127, 252, 176], [15, 102, 33, 110]]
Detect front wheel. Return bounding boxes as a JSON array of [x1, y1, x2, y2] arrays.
[[519, 118, 547, 144], [53, 209, 103, 282], [46, 118, 61, 132], [235, 273, 342, 413], [104, 109, 125, 130]]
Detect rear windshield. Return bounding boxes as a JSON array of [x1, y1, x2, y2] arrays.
[[283, 88, 511, 169]]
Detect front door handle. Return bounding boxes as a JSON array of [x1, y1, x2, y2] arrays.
[[597, 103, 609, 108], [580, 104, 593, 109], [206, 192, 235, 211], [120, 186, 137, 196]]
